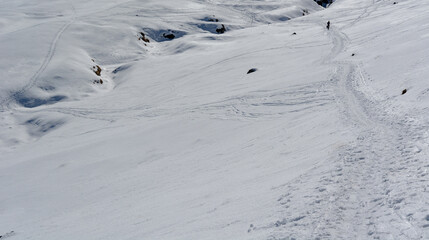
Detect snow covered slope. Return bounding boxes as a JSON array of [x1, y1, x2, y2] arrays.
[[1, 0, 429, 239]]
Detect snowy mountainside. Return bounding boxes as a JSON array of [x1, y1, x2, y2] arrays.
[[1, 0, 429, 239], [0, 0, 321, 146]]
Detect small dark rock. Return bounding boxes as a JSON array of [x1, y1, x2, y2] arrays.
[[352, 53, 355, 56], [138, 32, 150, 43], [247, 68, 257, 74], [93, 65, 102, 76], [292, 32, 297, 35], [402, 89, 407, 95], [163, 33, 175, 40], [93, 79, 103, 84], [216, 24, 226, 34], [0, 231, 15, 239], [314, 0, 334, 8], [393, 2, 397, 4], [206, 16, 220, 22]]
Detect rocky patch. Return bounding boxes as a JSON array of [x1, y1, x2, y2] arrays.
[[314, 0, 334, 8], [197, 16, 227, 34], [138, 32, 150, 43], [141, 28, 186, 42]]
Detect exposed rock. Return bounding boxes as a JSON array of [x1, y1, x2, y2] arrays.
[[141, 28, 186, 42], [197, 17, 227, 34], [138, 32, 150, 43], [314, 0, 334, 8], [247, 68, 257, 74], [207, 17, 219, 22], [216, 24, 226, 34], [93, 65, 102, 76], [302, 9, 309, 16], [163, 33, 175, 40], [93, 79, 103, 84], [402, 89, 407, 95]]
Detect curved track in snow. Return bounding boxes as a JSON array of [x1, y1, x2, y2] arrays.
[[269, 1, 429, 239], [0, 5, 76, 111]]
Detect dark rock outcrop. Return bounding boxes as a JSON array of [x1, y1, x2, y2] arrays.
[[247, 68, 257, 74], [138, 32, 150, 43], [93, 65, 102, 76], [163, 33, 175, 40], [314, 0, 334, 8], [216, 24, 226, 34]]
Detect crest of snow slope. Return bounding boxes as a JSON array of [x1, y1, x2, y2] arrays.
[[1, 0, 429, 239]]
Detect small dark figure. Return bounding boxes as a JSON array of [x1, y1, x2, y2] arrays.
[[326, 21, 330, 30], [402, 89, 407, 95], [247, 68, 257, 74], [393, 2, 397, 4], [292, 32, 297, 35], [352, 53, 355, 56]]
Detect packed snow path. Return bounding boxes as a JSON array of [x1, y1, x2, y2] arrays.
[[270, 0, 429, 239]]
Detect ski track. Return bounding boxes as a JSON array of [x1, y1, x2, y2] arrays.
[[195, 81, 335, 120], [267, 1, 429, 240], [29, 80, 335, 122], [0, 4, 76, 111]]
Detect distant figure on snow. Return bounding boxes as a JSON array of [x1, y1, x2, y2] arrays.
[[326, 21, 330, 30]]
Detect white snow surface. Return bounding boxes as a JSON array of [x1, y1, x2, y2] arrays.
[[1, 0, 429, 239]]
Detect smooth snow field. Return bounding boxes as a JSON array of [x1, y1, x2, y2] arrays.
[[1, 0, 429, 239]]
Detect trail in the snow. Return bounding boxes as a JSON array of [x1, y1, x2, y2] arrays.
[[265, 1, 429, 239], [0, 4, 76, 111]]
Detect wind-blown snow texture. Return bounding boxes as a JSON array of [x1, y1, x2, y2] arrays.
[[1, 0, 429, 239]]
